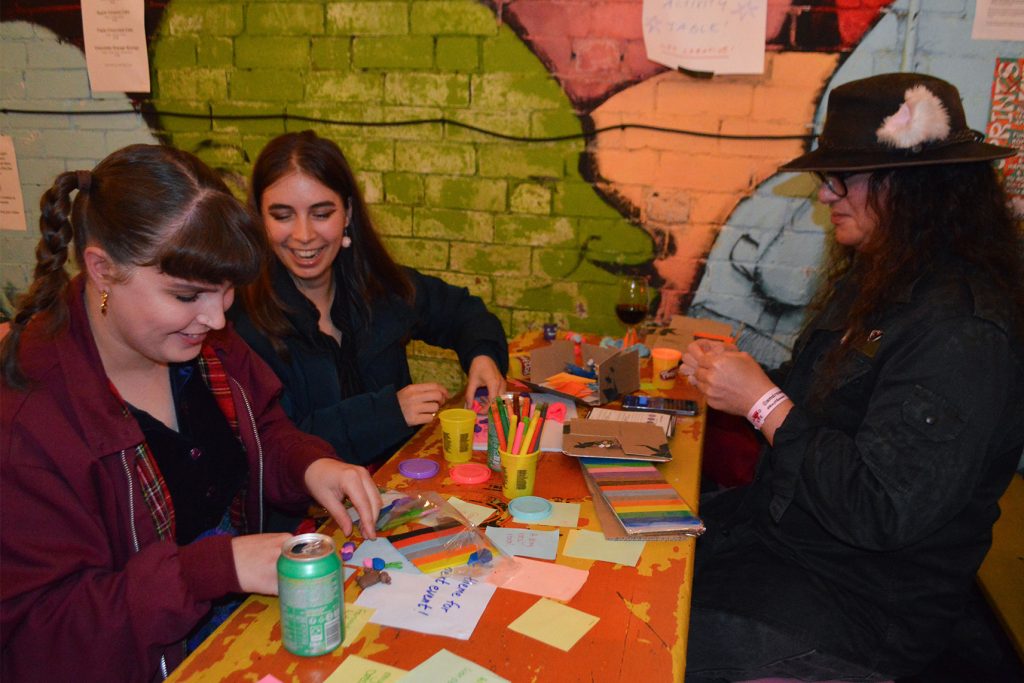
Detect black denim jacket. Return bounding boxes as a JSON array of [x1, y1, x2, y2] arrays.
[[695, 267, 1024, 675]]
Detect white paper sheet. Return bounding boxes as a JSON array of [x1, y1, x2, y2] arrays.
[[81, 0, 151, 92], [642, 0, 767, 75], [0, 136, 27, 231], [972, 0, 1024, 41], [354, 568, 497, 640]]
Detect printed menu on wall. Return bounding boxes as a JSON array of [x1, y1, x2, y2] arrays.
[[81, 0, 151, 93], [0, 136, 27, 232]]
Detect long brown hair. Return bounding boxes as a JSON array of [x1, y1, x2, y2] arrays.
[[1, 144, 267, 390], [810, 162, 1024, 396], [237, 130, 413, 354]]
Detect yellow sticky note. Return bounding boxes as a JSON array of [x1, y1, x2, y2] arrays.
[[447, 496, 494, 526], [526, 501, 580, 527], [342, 603, 375, 648], [325, 654, 406, 683], [562, 529, 645, 566], [508, 598, 599, 651]]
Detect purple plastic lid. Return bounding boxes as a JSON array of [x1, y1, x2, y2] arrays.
[[399, 458, 440, 479]]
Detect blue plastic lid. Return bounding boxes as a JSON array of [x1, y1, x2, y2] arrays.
[[508, 496, 553, 521], [399, 458, 439, 479]]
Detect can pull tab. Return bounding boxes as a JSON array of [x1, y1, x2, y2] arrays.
[[293, 539, 326, 555]]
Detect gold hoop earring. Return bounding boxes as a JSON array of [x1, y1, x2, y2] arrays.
[[100, 290, 109, 316]]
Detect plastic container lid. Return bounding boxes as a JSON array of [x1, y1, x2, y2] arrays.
[[508, 496, 553, 521], [450, 462, 492, 485], [399, 458, 439, 479]]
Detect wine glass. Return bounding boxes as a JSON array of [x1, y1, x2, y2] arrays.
[[615, 276, 649, 346]]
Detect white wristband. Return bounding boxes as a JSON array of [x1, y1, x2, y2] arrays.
[[746, 387, 789, 430]]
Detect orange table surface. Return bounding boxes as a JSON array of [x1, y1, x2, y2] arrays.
[[167, 341, 704, 682]]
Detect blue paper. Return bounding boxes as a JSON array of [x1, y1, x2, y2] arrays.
[[349, 537, 423, 575], [484, 526, 559, 561]]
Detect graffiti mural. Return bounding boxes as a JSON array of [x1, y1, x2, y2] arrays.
[[2, 0, 1020, 366]]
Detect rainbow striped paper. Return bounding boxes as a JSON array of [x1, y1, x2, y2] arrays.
[[579, 458, 703, 535], [388, 520, 499, 574]]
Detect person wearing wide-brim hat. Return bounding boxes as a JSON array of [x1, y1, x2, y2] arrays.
[[680, 73, 1024, 681]]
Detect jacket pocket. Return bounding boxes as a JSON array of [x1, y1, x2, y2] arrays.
[[901, 384, 966, 442]]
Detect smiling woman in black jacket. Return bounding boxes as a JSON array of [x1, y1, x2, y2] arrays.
[[230, 131, 508, 469]]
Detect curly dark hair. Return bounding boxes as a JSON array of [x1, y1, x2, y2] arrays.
[[810, 161, 1024, 395]]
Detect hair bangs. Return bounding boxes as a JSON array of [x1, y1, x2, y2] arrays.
[[150, 191, 266, 286]]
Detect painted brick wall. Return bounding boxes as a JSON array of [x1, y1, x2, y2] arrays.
[[1, 0, 1021, 391]]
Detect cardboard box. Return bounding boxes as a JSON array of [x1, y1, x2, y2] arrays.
[[525, 339, 639, 406]]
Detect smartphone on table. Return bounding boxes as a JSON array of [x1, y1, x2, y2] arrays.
[[621, 394, 699, 416]]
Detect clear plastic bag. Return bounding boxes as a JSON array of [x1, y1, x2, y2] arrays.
[[376, 491, 515, 578]]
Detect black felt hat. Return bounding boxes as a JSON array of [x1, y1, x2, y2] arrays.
[[780, 73, 1017, 172]]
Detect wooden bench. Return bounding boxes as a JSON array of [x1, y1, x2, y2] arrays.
[[977, 472, 1024, 663]]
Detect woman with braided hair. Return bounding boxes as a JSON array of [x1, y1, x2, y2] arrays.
[[0, 144, 381, 682]]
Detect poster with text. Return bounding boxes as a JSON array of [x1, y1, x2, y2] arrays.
[[81, 0, 150, 93], [0, 136, 27, 231], [986, 57, 1024, 218], [643, 0, 767, 75]]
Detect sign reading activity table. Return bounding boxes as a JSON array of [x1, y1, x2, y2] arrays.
[[166, 334, 706, 682]]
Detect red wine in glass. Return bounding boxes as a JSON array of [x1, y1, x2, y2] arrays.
[[616, 276, 649, 344], [615, 304, 646, 325]]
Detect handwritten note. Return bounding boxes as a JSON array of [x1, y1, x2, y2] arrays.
[[508, 598, 600, 651], [354, 568, 496, 640], [485, 526, 558, 560], [401, 649, 510, 683], [325, 655, 406, 683], [342, 603, 376, 648], [642, 0, 767, 75]]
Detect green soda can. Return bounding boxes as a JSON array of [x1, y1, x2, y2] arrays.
[[277, 533, 343, 656]]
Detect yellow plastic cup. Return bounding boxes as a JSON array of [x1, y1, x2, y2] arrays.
[[650, 347, 683, 390], [438, 408, 476, 463], [500, 448, 539, 499]]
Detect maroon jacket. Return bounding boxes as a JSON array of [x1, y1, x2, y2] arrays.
[[1, 277, 334, 682]]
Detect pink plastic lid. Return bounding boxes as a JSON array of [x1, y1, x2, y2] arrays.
[[450, 463, 492, 485], [399, 458, 440, 479]]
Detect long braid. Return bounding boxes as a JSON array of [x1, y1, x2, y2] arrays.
[[1, 171, 84, 390]]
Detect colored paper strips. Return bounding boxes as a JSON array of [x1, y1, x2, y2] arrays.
[[579, 458, 703, 536]]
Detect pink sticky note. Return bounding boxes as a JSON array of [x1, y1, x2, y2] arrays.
[[486, 557, 588, 601], [257, 676, 285, 683]]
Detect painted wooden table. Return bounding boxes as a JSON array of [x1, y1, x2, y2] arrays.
[[167, 336, 705, 682]]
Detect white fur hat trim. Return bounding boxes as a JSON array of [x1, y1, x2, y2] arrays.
[[876, 85, 951, 149]]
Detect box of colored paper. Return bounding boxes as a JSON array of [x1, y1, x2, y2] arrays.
[[579, 457, 704, 538]]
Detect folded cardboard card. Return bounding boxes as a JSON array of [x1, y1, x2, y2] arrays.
[[645, 315, 734, 353], [526, 340, 639, 405], [562, 417, 671, 462]]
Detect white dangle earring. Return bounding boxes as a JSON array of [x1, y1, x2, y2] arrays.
[[341, 202, 353, 248]]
